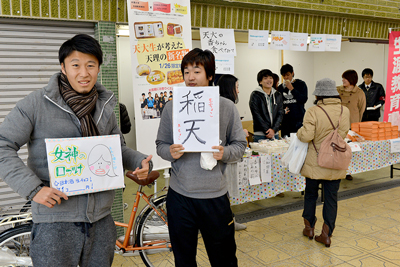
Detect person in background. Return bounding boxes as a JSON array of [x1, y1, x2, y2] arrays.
[[0, 34, 153, 267], [337, 69, 366, 181], [249, 69, 284, 141], [140, 93, 147, 118], [119, 102, 131, 135], [217, 74, 248, 231], [297, 78, 350, 248], [156, 48, 246, 266], [159, 91, 166, 115], [277, 64, 308, 138], [168, 90, 173, 101], [272, 73, 280, 90], [359, 68, 385, 122], [154, 93, 160, 117], [147, 92, 155, 109]]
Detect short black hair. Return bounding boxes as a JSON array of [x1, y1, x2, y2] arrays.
[[257, 69, 274, 87], [217, 74, 238, 103], [280, 64, 294, 76], [142, 93, 145, 96], [342, 69, 358, 86], [314, 95, 341, 105], [362, 68, 373, 78], [59, 34, 103, 65], [181, 48, 215, 86]]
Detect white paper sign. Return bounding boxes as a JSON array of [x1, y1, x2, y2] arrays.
[[390, 138, 400, 153], [270, 31, 290, 50], [45, 135, 124, 196], [215, 55, 235, 74], [290, 32, 308, 51], [173, 86, 220, 152], [237, 158, 249, 187], [260, 154, 272, 183], [248, 30, 269, 50], [309, 34, 326, 52], [200, 28, 236, 56], [325, 34, 342, 52], [348, 142, 362, 152], [248, 157, 262, 186]]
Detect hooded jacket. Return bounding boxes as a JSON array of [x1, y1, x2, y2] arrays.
[[0, 73, 148, 223], [249, 87, 284, 135], [297, 98, 350, 180]]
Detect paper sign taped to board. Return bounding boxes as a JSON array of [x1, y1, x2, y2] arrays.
[[390, 138, 400, 153], [45, 135, 124, 196]]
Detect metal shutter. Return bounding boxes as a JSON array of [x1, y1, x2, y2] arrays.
[[0, 18, 95, 216]]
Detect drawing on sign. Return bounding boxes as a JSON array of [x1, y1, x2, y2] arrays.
[[88, 144, 118, 177]]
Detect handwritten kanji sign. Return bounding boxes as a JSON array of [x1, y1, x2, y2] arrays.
[[173, 86, 220, 152], [45, 135, 124, 196], [200, 28, 236, 56]]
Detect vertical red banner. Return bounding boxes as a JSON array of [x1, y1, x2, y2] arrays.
[[384, 31, 400, 126]]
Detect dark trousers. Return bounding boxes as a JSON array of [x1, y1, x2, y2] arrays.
[[30, 215, 116, 267], [166, 188, 237, 267], [302, 178, 341, 236]]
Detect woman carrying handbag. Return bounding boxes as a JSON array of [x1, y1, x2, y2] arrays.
[[296, 78, 351, 247]]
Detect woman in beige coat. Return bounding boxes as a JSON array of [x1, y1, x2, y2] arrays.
[[297, 78, 350, 247], [337, 69, 365, 180]]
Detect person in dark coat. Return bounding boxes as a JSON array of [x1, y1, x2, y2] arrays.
[[359, 68, 386, 122], [277, 64, 308, 137], [119, 103, 131, 134]]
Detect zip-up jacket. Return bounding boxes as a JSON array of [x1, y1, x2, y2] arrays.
[[249, 87, 284, 135], [0, 73, 148, 223]]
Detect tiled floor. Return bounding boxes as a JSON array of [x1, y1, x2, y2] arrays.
[[113, 167, 400, 266]]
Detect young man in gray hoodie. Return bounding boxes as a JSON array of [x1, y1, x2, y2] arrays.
[[0, 34, 152, 266], [156, 48, 247, 266]]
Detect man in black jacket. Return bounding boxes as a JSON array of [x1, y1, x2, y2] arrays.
[[249, 69, 284, 142], [277, 64, 308, 137], [359, 68, 386, 122]]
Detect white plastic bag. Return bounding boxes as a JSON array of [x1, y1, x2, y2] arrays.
[[0, 246, 32, 266], [288, 134, 308, 174], [281, 137, 295, 167]]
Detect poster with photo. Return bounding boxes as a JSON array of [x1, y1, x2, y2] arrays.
[[309, 34, 326, 52], [270, 31, 290, 50], [127, 0, 192, 170], [45, 135, 124, 196]]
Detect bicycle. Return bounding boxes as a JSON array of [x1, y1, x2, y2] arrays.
[[0, 203, 33, 267], [114, 171, 172, 267]]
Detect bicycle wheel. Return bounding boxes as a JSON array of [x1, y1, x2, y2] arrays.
[[0, 224, 32, 266], [137, 196, 208, 267], [137, 195, 173, 267]]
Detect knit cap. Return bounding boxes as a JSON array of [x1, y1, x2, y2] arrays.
[[312, 78, 339, 96]]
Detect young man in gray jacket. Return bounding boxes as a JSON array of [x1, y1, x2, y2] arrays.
[[156, 48, 247, 267], [0, 34, 152, 266]]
